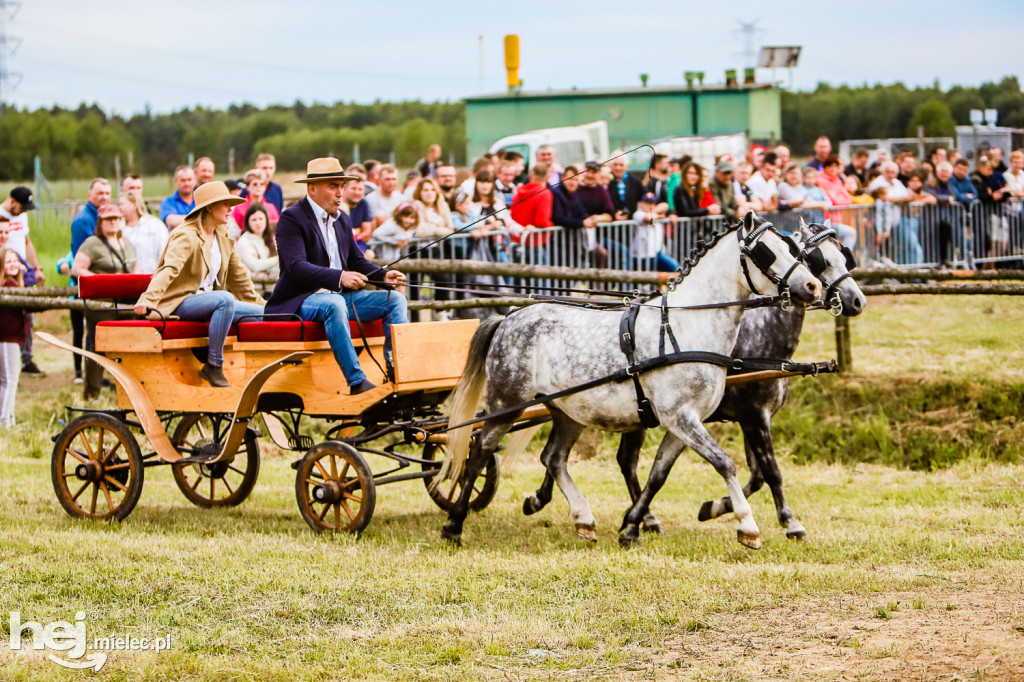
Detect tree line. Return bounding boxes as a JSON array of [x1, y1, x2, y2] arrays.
[[0, 77, 1021, 182], [781, 77, 1024, 154]]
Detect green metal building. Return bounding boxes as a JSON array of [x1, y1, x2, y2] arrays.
[[463, 83, 781, 160]]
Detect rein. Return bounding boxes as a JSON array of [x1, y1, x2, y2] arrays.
[[441, 351, 837, 434]]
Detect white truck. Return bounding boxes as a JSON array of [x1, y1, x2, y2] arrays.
[[488, 123, 747, 173], [488, 121, 609, 168], [628, 133, 749, 171]]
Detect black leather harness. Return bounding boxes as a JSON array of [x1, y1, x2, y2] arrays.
[[615, 219, 823, 428], [442, 217, 838, 435]]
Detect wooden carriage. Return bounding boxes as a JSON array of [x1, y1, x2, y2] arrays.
[[42, 274, 536, 534]]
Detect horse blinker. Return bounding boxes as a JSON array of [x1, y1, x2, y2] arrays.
[[747, 241, 777, 271], [842, 246, 857, 271], [805, 248, 827, 276]]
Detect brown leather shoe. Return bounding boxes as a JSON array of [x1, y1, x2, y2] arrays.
[[199, 363, 230, 387]]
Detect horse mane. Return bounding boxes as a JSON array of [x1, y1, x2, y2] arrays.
[[665, 219, 742, 288]]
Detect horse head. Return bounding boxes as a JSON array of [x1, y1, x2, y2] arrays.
[[796, 218, 867, 317], [738, 212, 821, 307]]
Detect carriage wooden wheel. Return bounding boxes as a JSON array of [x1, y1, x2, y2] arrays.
[[420, 442, 498, 512], [295, 441, 376, 534], [170, 413, 261, 508], [51, 413, 145, 521]]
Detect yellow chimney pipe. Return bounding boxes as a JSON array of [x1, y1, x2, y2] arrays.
[[504, 34, 520, 90]]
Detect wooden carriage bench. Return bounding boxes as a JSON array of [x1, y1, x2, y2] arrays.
[[74, 273, 473, 415], [79, 274, 386, 353]]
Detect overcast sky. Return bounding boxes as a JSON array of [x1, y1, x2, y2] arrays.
[[4, 0, 1023, 116]]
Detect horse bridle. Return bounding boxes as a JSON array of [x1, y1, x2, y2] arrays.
[[802, 228, 857, 316], [737, 218, 804, 309]]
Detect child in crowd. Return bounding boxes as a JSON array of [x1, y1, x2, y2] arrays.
[[871, 185, 893, 251], [632, 193, 680, 272], [370, 202, 420, 263], [0, 248, 27, 426]]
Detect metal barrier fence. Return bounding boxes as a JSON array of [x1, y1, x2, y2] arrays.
[[970, 200, 1024, 268], [829, 202, 972, 270], [393, 202, 984, 300]]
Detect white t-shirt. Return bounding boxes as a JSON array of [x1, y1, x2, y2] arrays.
[[366, 189, 405, 221], [123, 215, 169, 274], [1004, 169, 1024, 211], [868, 176, 908, 223], [0, 207, 29, 259], [631, 209, 663, 259], [200, 236, 222, 291], [745, 171, 778, 202]]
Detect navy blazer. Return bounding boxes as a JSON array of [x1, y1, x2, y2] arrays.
[[266, 197, 388, 316]]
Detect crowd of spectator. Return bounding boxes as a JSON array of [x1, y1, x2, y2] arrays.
[[5, 135, 1024, 420]]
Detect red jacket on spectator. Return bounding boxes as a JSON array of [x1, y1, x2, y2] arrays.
[[510, 181, 553, 246], [816, 171, 852, 223]]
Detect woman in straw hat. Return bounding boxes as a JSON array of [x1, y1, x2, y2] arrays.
[[134, 181, 265, 387]]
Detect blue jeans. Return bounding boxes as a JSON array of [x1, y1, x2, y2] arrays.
[[634, 252, 681, 272], [300, 290, 409, 386], [173, 291, 265, 366]]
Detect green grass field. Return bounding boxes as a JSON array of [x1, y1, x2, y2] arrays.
[[2, 298, 1024, 680]]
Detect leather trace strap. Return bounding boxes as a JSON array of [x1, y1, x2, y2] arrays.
[[618, 304, 660, 428]]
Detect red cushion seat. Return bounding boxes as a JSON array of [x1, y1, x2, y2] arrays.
[[236, 319, 384, 343], [79, 274, 153, 300], [96, 320, 238, 341]]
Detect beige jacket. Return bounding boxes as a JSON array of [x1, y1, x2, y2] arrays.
[[137, 216, 263, 317]]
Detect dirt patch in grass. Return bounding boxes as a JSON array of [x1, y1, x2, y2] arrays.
[[662, 573, 1024, 680]]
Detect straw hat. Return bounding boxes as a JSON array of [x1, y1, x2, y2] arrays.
[[295, 157, 358, 184], [185, 181, 245, 220]]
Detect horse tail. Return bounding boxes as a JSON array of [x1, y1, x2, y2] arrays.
[[435, 315, 505, 487], [499, 423, 544, 474]]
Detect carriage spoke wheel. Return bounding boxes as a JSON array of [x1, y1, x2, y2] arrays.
[[295, 441, 375, 534], [51, 413, 144, 521], [171, 413, 260, 508], [421, 442, 499, 512]]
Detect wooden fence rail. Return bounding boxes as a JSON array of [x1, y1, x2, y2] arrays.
[[6, 263, 1024, 372]]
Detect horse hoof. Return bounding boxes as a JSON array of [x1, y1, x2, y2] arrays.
[[697, 500, 715, 522], [523, 495, 544, 516], [737, 529, 761, 550], [440, 526, 462, 547], [618, 534, 640, 549], [641, 517, 663, 535], [575, 523, 598, 542], [618, 525, 640, 548], [786, 528, 806, 540]]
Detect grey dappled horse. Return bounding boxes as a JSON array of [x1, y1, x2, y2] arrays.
[[523, 219, 867, 540], [438, 213, 822, 549]]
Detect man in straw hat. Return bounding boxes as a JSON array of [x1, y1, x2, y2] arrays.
[[266, 158, 408, 395]]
